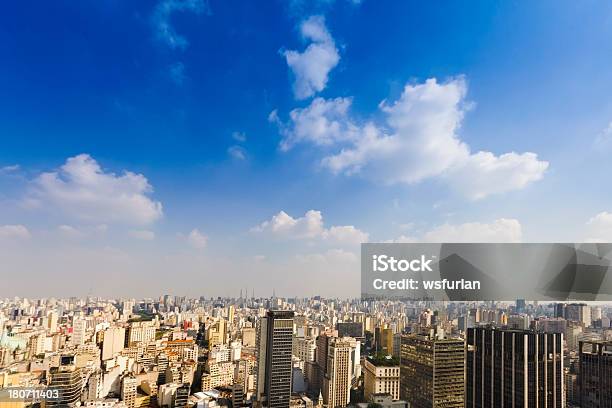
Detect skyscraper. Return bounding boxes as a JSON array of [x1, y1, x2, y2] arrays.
[[466, 327, 564, 408], [310, 333, 331, 395], [323, 337, 353, 408], [255, 310, 294, 408], [579, 340, 612, 407], [565, 303, 591, 327], [400, 333, 465, 408]]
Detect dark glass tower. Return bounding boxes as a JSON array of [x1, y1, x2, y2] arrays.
[[466, 327, 564, 408], [255, 310, 295, 408], [400, 333, 465, 408], [579, 340, 612, 407]]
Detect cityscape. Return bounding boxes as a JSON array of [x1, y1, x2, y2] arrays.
[[0, 296, 610, 407], [3, 1, 612, 408]]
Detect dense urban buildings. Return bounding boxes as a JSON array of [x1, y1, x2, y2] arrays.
[[0, 297, 610, 407]]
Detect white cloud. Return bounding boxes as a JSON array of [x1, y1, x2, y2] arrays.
[[0, 164, 20, 173], [129, 230, 156, 241], [252, 210, 368, 244], [29, 154, 163, 225], [283, 15, 340, 100], [232, 131, 247, 142], [417, 218, 523, 243], [152, 0, 207, 50], [585, 212, 612, 242], [227, 145, 247, 160], [325, 225, 368, 245], [188, 228, 208, 249], [277, 77, 548, 199], [0, 225, 31, 240], [252, 210, 324, 239], [447, 151, 548, 200], [273, 97, 359, 151], [58, 225, 84, 239]]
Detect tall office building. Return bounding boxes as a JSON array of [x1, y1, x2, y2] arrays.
[[565, 303, 591, 327], [102, 326, 126, 360], [323, 337, 352, 408], [466, 327, 564, 408], [375, 327, 394, 355], [400, 333, 465, 408], [579, 340, 612, 407], [47, 365, 84, 406], [364, 355, 400, 401], [310, 333, 331, 395], [71, 317, 87, 346], [255, 310, 294, 408], [554, 303, 566, 318], [47, 311, 58, 333]]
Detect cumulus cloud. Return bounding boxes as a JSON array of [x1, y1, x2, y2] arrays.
[[272, 97, 359, 151], [446, 151, 548, 200], [252, 210, 368, 245], [283, 15, 340, 100], [276, 77, 548, 199], [227, 145, 247, 160], [152, 0, 207, 50], [129, 230, 156, 241], [585, 212, 612, 242], [29, 154, 163, 225], [325, 225, 369, 245], [0, 225, 31, 240], [188, 228, 208, 249]]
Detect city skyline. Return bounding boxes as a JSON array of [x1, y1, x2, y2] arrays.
[[3, 1, 612, 297], [1, 295, 611, 407]]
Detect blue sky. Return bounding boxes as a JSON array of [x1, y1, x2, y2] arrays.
[[2, 0, 612, 298]]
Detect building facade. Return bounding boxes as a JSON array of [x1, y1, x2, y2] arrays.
[[255, 310, 295, 408], [400, 334, 464, 408], [466, 327, 564, 408], [579, 340, 612, 408]]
